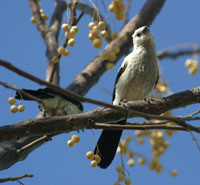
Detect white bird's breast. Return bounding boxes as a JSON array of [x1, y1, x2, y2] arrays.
[[113, 48, 158, 105], [39, 96, 82, 117]]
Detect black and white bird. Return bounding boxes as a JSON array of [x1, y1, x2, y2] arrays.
[[94, 26, 159, 168], [15, 88, 83, 117]]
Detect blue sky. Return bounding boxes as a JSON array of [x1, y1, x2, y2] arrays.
[[0, 0, 200, 185]]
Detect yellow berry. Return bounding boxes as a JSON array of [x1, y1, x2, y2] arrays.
[[62, 23, 70, 31], [98, 21, 105, 29], [102, 51, 110, 59], [30, 16, 36, 24], [57, 47, 66, 55], [71, 25, 78, 33], [101, 30, 108, 38], [67, 140, 74, 147], [118, 173, 125, 181], [90, 160, 98, 167], [92, 38, 102, 48], [115, 13, 124, 20], [65, 30, 76, 39], [128, 151, 135, 158], [189, 61, 198, 75], [111, 45, 120, 54], [10, 105, 18, 113], [88, 22, 95, 29], [39, 9, 44, 14], [115, 165, 122, 172], [8, 97, 16, 105], [138, 157, 145, 165], [185, 59, 193, 67], [18, 105, 25, 112], [88, 32, 94, 41], [86, 151, 94, 160], [171, 169, 178, 177], [116, 146, 121, 153], [125, 178, 132, 185], [111, 32, 119, 40], [91, 26, 99, 37], [109, 3, 117, 13], [113, 182, 120, 185], [106, 63, 115, 70], [127, 159, 135, 167], [108, 51, 117, 61], [63, 49, 70, 56], [137, 137, 144, 144], [93, 154, 101, 163], [71, 135, 80, 143], [41, 13, 49, 21], [165, 130, 174, 137], [68, 38, 76, 47], [52, 56, 59, 64]]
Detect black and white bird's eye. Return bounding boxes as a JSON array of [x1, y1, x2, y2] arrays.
[[136, 33, 141, 37]]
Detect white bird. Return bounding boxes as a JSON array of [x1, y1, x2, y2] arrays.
[[94, 26, 159, 168], [15, 88, 83, 117]]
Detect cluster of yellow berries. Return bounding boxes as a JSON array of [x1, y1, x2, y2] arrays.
[[30, 9, 49, 24], [117, 131, 178, 177], [116, 136, 145, 167], [88, 21, 107, 48], [113, 165, 132, 185], [67, 135, 80, 147], [109, 0, 125, 20], [8, 97, 25, 113], [185, 59, 199, 75], [86, 151, 101, 168], [52, 24, 78, 64], [155, 82, 168, 94]]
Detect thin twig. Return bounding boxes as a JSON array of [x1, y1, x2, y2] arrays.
[[157, 43, 200, 60], [189, 131, 200, 152], [17, 135, 51, 154], [0, 174, 34, 183]]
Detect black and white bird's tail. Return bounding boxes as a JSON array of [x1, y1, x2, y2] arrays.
[[15, 88, 54, 100], [94, 120, 125, 168]]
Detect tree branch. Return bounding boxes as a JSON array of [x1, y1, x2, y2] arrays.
[[45, 0, 67, 84], [1, 59, 200, 131], [0, 174, 33, 183], [157, 43, 200, 60], [29, 0, 48, 36], [0, 86, 200, 141]]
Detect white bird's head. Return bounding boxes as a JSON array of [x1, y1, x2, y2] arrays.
[[132, 26, 155, 47]]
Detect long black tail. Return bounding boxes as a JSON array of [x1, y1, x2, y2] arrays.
[[94, 120, 125, 168]]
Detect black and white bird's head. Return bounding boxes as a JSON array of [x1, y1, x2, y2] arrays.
[[15, 88, 83, 118], [132, 26, 155, 47]]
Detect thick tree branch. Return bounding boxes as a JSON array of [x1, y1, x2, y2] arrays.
[[45, 1, 67, 84], [3, 58, 199, 132], [0, 87, 200, 141], [67, 0, 166, 95]]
